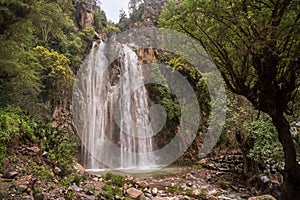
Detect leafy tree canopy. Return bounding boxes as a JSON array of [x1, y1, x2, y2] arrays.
[[160, 0, 300, 198]]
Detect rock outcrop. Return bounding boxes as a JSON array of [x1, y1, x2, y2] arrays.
[[75, 0, 95, 30], [142, 0, 169, 26]]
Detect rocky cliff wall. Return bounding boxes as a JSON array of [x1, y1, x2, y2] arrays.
[[75, 0, 95, 30]]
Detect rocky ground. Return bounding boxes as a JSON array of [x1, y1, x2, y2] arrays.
[[0, 146, 280, 200]]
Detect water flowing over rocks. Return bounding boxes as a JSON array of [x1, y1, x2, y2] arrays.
[[73, 42, 162, 171]]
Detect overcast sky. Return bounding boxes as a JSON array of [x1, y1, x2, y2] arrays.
[[100, 0, 129, 23]]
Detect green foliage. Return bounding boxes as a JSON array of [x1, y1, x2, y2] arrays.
[[0, 0, 35, 33], [160, 1, 300, 187], [104, 23, 121, 37], [0, 0, 94, 117], [245, 116, 284, 171], [0, 107, 38, 165], [101, 173, 125, 198], [31, 1, 74, 44], [220, 93, 257, 148], [35, 124, 79, 176], [103, 173, 126, 187], [78, 27, 95, 44], [148, 64, 181, 125], [0, 106, 79, 175], [64, 188, 75, 200], [33, 45, 74, 107], [33, 185, 42, 196], [60, 176, 72, 187], [153, 52, 212, 135], [72, 174, 82, 186], [94, 8, 107, 33], [129, 1, 144, 26], [30, 161, 53, 180], [117, 0, 144, 30], [102, 183, 123, 199], [192, 163, 203, 169], [0, 23, 41, 113]]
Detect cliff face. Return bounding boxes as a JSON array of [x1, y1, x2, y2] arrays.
[[142, 0, 169, 26], [75, 0, 95, 30]]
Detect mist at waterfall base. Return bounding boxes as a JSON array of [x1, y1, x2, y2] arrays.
[[73, 43, 167, 173]]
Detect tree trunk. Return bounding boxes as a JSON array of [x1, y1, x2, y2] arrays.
[[272, 113, 300, 200], [235, 131, 260, 179]]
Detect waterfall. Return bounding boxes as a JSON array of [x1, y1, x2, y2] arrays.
[[73, 42, 157, 171]]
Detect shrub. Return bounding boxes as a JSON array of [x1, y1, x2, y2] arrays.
[[245, 116, 284, 172]]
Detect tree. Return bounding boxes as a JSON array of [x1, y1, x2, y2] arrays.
[[0, 0, 42, 113], [31, 1, 73, 44], [160, 0, 300, 198], [94, 8, 107, 33], [0, 0, 94, 117], [128, 0, 143, 14], [33, 46, 74, 113]]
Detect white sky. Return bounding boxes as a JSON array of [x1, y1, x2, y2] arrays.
[[100, 0, 129, 23]]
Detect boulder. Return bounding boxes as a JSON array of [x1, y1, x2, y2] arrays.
[[17, 184, 28, 193], [136, 180, 148, 188], [74, 163, 85, 174], [3, 171, 19, 179], [127, 188, 145, 200], [257, 175, 271, 190]]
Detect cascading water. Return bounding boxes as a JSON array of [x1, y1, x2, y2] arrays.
[[73, 42, 157, 171]]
